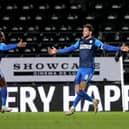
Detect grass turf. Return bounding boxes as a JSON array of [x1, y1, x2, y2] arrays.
[[0, 112, 129, 129]]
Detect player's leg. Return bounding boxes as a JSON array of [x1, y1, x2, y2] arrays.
[[79, 81, 93, 101], [79, 81, 99, 112], [0, 70, 12, 112], [65, 84, 82, 116], [79, 68, 99, 112], [65, 68, 99, 115], [65, 69, 83, 116]]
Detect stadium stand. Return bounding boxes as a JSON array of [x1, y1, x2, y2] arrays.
[[0, 0, 129, 81], [0, 0, 128, 57]]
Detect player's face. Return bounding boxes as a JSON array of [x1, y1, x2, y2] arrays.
[[1, 35, 6, 42], [82, 27, 92, 38], [0, 32, 6, 42]]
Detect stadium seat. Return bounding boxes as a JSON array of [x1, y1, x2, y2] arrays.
[[0, 0, 128, 57]]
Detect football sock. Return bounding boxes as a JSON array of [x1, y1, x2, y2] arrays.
[[72, 90, 93, 109], [1, 87, 7, 106], [72, 95, 82, 108], [82, 91, 93, 102], [72, 90, 83, 108]]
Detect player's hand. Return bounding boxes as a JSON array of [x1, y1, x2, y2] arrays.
[[120, 43, 129, 52], [17, 39, 27, 47], [48, 47, 57, 55]]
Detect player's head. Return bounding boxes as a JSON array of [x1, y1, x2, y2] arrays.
[[82, 24, 94, 38], [0, 31, 6, 42]]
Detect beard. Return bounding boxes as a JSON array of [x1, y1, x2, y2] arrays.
[[83, 35, 90, 38]]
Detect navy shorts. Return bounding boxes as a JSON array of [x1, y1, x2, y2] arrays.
[[74, 68, 94, 85]]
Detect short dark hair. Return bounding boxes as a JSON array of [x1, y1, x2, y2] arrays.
[[83, 24, 94, 32]]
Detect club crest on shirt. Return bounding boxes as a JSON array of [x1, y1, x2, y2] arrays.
[[89, 40, 93, 44]]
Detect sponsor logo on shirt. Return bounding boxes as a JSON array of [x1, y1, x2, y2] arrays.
[[80, 44, 92, 49]]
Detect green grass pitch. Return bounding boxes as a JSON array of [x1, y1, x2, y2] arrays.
[[0, 112, 129, 129]]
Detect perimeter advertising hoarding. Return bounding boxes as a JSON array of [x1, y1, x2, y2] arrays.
[[6, 82, 129, 112], [0, 57, 121, 82]]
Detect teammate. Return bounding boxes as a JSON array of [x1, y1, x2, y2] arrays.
[[48, 24, 129, 116], [0, 31, 27, 112]]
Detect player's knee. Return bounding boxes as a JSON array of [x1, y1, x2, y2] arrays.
[[79, 87, 85, 91], [79, 81, 87, 90]]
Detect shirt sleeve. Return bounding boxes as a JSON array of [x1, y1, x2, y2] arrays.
[[57, 40, 79, 54], [95, 39, 120, 51], [0, 43, 18, 51]]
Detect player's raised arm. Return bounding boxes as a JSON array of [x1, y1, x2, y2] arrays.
[[0, 39, 27, 51], [95, 39, 129, 52], [48, 41, 79, 55]]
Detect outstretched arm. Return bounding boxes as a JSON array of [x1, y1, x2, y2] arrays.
[[48, 41, 79, 55], [0, 43, 17, 51], [95, 39, 129, 52], [0, 39, 27, 51]]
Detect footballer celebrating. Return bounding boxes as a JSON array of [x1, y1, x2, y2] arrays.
[[48, 24, 129, 116], [0, 31, 27, 112]]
